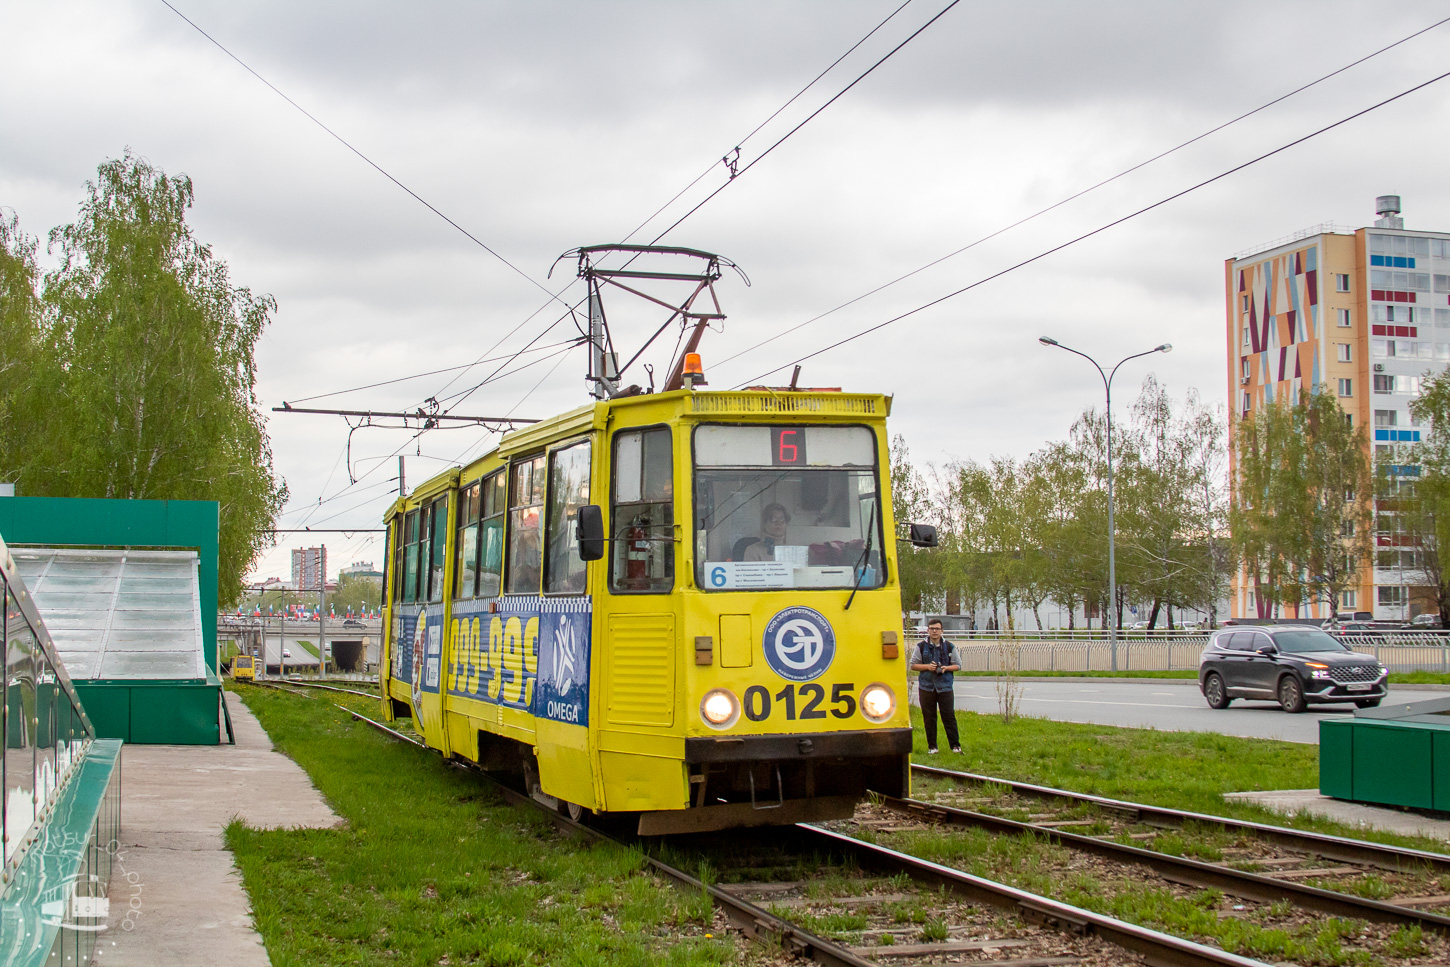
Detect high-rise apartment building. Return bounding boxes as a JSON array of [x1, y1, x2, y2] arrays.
[[291, 545, 327, 591], [1224, 196, 1450, 621]]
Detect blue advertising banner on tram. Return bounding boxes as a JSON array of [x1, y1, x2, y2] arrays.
[[445, 596, 592, 726]]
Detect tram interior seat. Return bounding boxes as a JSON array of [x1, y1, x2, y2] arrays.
[[730, 537, 760, 561]]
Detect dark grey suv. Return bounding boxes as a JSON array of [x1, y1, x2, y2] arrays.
[[1198, 626, 1387, 713]]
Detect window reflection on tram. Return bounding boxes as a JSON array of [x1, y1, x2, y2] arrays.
[[693, 424, 883, 591]]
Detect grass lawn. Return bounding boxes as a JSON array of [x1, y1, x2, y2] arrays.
[[227, 685, 744, 967], [913, 705, 1450, 853]]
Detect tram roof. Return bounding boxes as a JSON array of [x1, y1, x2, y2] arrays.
[[387, 387, 892, 514]]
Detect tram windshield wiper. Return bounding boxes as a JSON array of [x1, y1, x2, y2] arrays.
[[843, 503, 876, 612]]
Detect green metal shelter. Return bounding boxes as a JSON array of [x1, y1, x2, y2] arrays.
[[0, 496, 225, 744], [1320, 695, 1450, 810]]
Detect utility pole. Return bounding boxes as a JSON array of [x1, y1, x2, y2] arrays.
[[587, 280, 619, 400], [399, 455, 405, 496], [318, 578, 328, 680]]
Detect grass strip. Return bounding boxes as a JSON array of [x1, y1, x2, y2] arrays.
[[914, 707, 1450, 854], [226, 685, 741, 967]]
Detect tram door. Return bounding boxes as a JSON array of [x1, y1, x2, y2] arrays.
[[410, 495, 451, 751], [595, 426, 687, 812]]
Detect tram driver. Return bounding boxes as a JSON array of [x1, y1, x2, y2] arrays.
[[744, 502, 791, 561]]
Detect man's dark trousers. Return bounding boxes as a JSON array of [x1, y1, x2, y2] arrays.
[[919, 686, 960, 750]]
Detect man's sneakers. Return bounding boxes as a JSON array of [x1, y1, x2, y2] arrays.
[[926, 747, 938, 755], [950, 746, 962, 754]]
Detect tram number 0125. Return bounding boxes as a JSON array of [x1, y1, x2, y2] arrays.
[[742, 683, 855, 721]]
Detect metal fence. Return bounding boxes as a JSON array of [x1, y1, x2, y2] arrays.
[[952, 634, 1450, 674]]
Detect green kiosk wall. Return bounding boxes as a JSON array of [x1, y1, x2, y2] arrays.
[[0, 496, 223, 744]]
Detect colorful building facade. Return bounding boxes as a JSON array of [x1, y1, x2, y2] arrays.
[[1225, 197, 1450, 620]]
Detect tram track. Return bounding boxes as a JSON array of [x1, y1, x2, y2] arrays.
[[911, 763, 1450, 878], [251, 677, 379, 701], [296, 689, 1274, 967], [251, 683, 1450, 963]]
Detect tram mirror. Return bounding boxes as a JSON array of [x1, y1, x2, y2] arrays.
[[908, 523, 938, 548], [577, 504, 605, 561]]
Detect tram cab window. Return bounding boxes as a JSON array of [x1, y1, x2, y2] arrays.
[[693, 424, 884, 592], [506, 455, 546, 593], [611, 427, 674, 593], [428, 496, 448, 603], [454, 482, 481, 598], [402, 509, 420, 603], [545, 440, 592, 594]]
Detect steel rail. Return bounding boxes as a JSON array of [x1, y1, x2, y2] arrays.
[[792, 824, 1269, 967], [251, 687, 1273, 966], [261, 679, 379, 700], [881, 794, 1450, 934], [913, 763, 1450, 875]]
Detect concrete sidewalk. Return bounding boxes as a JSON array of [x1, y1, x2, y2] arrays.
[[94, 691, 339, 967]]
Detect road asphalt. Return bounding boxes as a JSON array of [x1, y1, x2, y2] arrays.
[[945, 677, 1437, 744]]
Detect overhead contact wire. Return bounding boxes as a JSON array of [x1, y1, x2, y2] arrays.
[[737, 65, 1450, 386], [159, 0, 570, 310], [715, 11, 1450, 372]]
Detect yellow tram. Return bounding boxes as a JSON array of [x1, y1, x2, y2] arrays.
[[380, 385, 926, 833], [379, 324, 934, 832], [232, 653, 256, 681]]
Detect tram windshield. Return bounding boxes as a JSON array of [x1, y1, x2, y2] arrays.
[[693, 424, 884, 591]]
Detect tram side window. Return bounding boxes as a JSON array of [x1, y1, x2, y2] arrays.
[[416, 506, 431, 602], [402, 510, 420, 603], [428, 496, 448, 603], [506, 455, 546, 593], [545, 440, 592, 594], [480, 472, 505, 597], [455, 482, 481, 599], [390, 518, 403, 603], [611, 427, 673, 593]]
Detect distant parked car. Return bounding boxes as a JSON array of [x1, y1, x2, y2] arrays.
[[1412, 613, 1443, 629], [1198, 625, 1387, 713]]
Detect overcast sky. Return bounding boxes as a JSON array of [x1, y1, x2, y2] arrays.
[[6, 1, 1450, 585]]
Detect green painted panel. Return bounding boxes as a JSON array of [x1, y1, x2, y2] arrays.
[[0, 496, 220, 672], [130, 685, 220, 745], [71, 685, 131, 742], [1318, 719, 1354, 799], [1435, 731, 1450, 812], [1354, 722, 1434, 809]]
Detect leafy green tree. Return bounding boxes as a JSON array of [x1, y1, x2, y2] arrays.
[[1395, 368, 1450, 624], [0, 211, 43, 478], [330, 573, 383, 615], [1232, 387, 1370, 618], [6, 153, 286, 605], [890, 435, 941, 614]]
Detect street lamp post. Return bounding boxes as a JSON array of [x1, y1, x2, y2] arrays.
[[1038, 337, 1172, 670]]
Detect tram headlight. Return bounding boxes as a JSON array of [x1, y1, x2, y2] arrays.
[[860, 683, 896, 722], [700, 688, 740, 729]]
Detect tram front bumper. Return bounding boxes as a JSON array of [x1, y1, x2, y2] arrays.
[[684, 727, 913, 763]]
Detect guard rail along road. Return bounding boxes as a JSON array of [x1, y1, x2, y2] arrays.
[[931, 630, 1450, 674]]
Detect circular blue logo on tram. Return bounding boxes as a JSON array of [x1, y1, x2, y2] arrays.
[[762, 607, 836, 682]]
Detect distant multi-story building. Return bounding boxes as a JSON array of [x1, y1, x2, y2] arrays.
[[1224, 196, 1450, 621], [291, 546, 327, 592], [339, 561, 383, 580]]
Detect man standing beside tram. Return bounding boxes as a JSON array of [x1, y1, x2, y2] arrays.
[[909, 618, 961, 754]]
